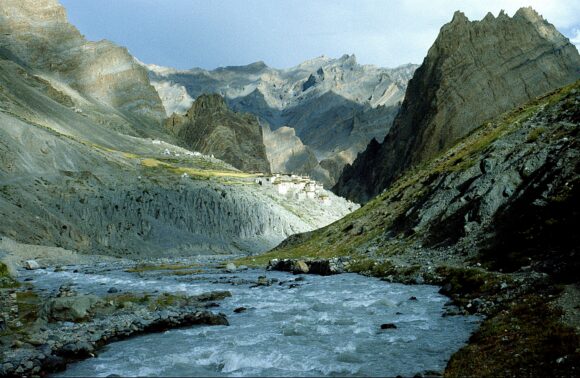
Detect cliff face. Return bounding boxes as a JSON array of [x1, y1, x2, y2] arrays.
[[0, 0, 166, 131], [147, 57, 416, 184], [165, 94, 271, 173], [335, 8, 580, 203]]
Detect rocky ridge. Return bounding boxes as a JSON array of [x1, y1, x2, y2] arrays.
[[0, 0, 167, 136], [335, 8, 580, 203], [146, 57, 417, 186], [165, 94, 271, 173]]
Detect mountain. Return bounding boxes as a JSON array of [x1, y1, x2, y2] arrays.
[[165, 94, 271, 173], [146, 57, 417, 186], [249, 79, 580, 377], [335, 8, 580, 203], [0, 0, 356, 257], [0, 0, 167, 137]]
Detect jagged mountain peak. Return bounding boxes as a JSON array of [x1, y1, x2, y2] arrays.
[[187, 93, 228, 113], [334, 6, 580, 203]]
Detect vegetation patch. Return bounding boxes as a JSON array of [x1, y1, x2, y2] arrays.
[[435, 266, 507, 300], [16, 290, 41, 326], [526, 126, 546, 143], [446, 292, 580, 377], [0, 262, 19, 288]]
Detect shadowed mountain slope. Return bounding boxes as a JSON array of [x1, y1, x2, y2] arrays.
[[335, 8, 580, 203], [165, 94, 271, 173]]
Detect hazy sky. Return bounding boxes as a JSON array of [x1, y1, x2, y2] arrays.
[[60, 0, 580, 70]]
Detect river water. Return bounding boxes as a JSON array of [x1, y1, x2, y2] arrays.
[[24, 263, 480, 377]]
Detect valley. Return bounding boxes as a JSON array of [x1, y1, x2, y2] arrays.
[[0, 1, 579, 377]]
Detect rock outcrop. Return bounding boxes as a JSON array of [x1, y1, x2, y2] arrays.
[[165, 94, 271, 173], [147, 56, 416, 183], [335, 8, 580, 203]]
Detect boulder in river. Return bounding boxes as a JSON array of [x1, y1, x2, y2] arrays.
[[225, 263, 237, 272], [24, 260, 40, 270], [380, 323, 397, 330], [294, 260, 309, 274]]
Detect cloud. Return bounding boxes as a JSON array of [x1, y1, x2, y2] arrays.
[[569, 28, 580, 49]]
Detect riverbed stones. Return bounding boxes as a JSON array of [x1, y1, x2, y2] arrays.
[[267, 257, 351, 275]]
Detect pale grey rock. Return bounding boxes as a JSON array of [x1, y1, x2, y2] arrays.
[[42, 295, 101, 322], [225, 263, 236, 272], [24, 260, 40, 270]]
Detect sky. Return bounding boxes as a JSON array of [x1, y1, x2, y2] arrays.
[[59, 0, 580, 70]]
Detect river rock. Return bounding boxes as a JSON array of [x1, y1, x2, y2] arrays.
[[256, 276, 270, 286], [380, 323, 397, 329], [58, 341, 95, 358], [294, 260, 309, 274], [24, 260, 40, 270], [107, 287, 119, 293], [42, 295, 101, 322], [225, 263, 237, 272]]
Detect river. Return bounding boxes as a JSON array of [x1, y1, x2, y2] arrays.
[[22, 262, 480, 377]]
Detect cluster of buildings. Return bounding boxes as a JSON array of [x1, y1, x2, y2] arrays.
[[255, 174, 330, 204]]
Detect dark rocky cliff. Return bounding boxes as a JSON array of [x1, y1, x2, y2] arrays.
[[165, 94, 271, 173], [335, 7, 580, 203]]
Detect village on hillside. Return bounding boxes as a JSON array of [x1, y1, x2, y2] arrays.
[[255, 174, 331, 204]]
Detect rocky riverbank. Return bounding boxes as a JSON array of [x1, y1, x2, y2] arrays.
[[262, 255, 580, 376], [0, 263, 230, 377]]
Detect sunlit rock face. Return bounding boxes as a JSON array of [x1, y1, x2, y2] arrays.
[[335, 7, 580, 203], [0, 0, 357, 257], [0, 0, 166, 129]]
